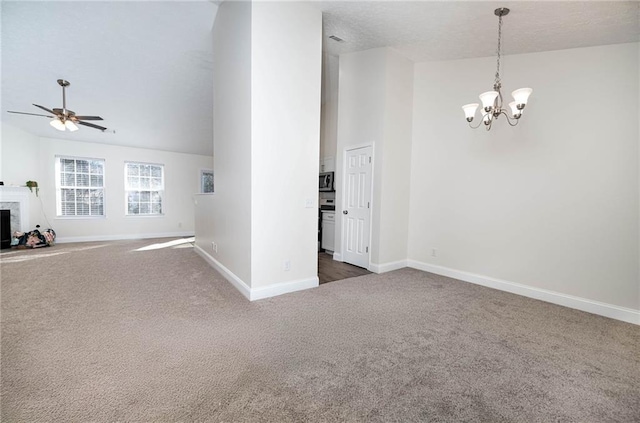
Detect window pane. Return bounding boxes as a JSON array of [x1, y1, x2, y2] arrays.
[[128, 191, 140, 203], [77, 173, 89, 187], [62, 173, 75, 186], [90, 175, 103, 187], [127, 177, 139, 190], [151, 166, 162, 177], [151, 191, 161, 202], [63, 189, 75, 202], [77, 203, 89, 215], [127, 164, 139, 176], [128, 203, 139, 214], [141, 165, 150, 177], [90, 190, 103, 205], [140, 203, 151, 214], [140, 178, 150, 189], [76, 160, 89, 173], [90, 160, 104, 174], [152, 203, 161, 214], [140, 191, 150, 202], [62, 202, 75, 215], [62, 159, 75, 172]]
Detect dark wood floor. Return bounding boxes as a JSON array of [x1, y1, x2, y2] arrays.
[[318, 252, 371, 284]]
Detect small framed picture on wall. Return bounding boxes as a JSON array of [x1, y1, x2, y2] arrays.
[[200, 169, 214, 193]]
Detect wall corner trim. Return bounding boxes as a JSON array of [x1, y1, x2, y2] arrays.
[[194, 244, 251, 300], [369, 260, 408, 274], [250, 277, 319, 301], [194, 245, 318, 301], [407, 259, 640, 325]]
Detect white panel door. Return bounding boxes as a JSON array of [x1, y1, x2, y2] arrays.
[[342, 146, 372, 269]]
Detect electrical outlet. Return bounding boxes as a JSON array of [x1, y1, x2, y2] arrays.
[[431, 248, 437, 257], [212, 242, 217, 253], [283, 260, 291, 271]]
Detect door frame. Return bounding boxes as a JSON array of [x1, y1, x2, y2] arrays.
[[339, 142, 375, 271]]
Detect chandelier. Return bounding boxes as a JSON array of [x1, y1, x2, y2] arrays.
[[462, 8, 532, 130]]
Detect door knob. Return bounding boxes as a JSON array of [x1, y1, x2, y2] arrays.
[[343, 210, 348, 215]]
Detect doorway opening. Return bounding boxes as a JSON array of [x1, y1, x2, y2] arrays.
[[318, 251, 370, 284]]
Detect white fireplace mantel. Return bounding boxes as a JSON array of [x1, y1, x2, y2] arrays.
[[0, 186, 31, 232]]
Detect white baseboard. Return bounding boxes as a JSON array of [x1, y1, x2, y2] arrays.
[[332, 252, 342, 262], [56, 232, 195, 244], [250, 277, 319, 301], [194, 245, 318, 301], [407, 260, 640, 325], [194, 244, 251, 300], [369, 260, 408, 274]]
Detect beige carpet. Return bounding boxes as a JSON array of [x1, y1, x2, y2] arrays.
[[1, 238, 639, 422]]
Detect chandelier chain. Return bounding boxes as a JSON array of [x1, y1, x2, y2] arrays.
[[495, 14, 502, 88]]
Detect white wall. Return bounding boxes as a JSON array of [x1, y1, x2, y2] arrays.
[[203, 0, 253, 284], [408, 43, 639, 311], [335, 49, 386, 267], [200, 1, 321, 298], [1, 123, 212, 241], [334, 48, 413, 270], [377, 48, 413, 266], [0, 123, 42, 228], [250, 1, 322, 289], [320, 53, 339, 162]]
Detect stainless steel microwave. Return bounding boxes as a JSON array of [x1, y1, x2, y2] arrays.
[[319, 172, 334, 192]]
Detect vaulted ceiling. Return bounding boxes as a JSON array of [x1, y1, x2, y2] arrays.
[[2, 1, 638, 157], [2, 1, 216, 156]]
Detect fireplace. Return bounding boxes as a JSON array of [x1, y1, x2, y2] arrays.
[[1, 210, 10, 249], [0, 187, 31, 235]]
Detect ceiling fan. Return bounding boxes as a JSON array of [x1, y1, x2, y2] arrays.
[[8, 79, 107, 132]]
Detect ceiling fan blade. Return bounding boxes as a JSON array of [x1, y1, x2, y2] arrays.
[[33, 104, 58, 115], [8, 111, 54, 118], [73, 115, 103, 121], [77, 121, 107, 132]]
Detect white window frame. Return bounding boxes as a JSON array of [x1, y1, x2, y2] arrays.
[[55, 156, 106, 219], [124, 162, 165, 216], [200, 169, 214, 193]]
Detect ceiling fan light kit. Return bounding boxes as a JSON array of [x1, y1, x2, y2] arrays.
[[8, 79, 107, 133], [49, 119, 65, 131], [462, 7, 533, 131]]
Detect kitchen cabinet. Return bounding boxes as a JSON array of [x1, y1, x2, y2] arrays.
[[321, 211, 335, 252], [320, 156, 335, 173]]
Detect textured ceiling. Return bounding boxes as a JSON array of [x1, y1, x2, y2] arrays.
[[1, 1, 216, 156], [2, 1, 638, 156], [318, 1, 640, 61]]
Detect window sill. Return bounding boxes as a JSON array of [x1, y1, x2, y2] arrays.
[[55, 215, 107, 220], [124, 214, 165, 218]]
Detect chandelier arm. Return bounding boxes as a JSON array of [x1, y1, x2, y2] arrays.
[[498, 110, 520, 126], [468, 120, 484, 130]]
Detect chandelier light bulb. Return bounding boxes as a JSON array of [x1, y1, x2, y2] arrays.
[[482, 110, 492, 124], [50, 119, 66, 131], [508, 101, 521, 118], [512, 88, 533, 108], [65, 120, 79, 132], [479, 91, 499, 111], [462, 103, 479, 122]]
